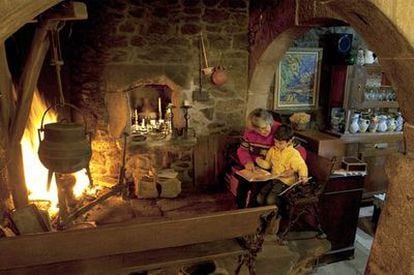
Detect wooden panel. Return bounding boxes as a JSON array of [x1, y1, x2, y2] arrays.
[[319, 176, 364, 258], [194, 136, 214, 186], [360, 154, 388, 194], [0, 206, 276, 270], [194, 135, 229, 187], [2, 240, 246, 275], [295, 130, 346, 158]]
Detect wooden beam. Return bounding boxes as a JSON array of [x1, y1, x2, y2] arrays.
[[5, 240, 246, 274], [7, 20, 56, 209], [0, 43, 15, 217], [0, 43, 14, 147], [0, 206, 276, 270], [10, 20, 55, 144], [0, 0, 62, 42], [40, 1, 88, 21]]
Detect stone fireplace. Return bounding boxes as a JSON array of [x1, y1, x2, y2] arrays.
[[62, 0, 250, 192], [103, 74, 195, 198], [0, 0, 250, 225]]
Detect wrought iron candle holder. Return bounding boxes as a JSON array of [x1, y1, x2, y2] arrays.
[[181, 105, 191, 138]]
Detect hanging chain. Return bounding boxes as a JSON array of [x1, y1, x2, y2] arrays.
[[49, 21, 66, 105]]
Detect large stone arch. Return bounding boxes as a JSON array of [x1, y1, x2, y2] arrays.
[[248, 0, 414, 123], [248, 1, 414, 273]]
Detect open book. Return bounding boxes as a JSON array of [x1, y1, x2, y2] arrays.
[[235, 168, 281, 182], [278, 177, 313, 196]]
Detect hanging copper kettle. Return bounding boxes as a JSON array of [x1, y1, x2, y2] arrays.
[[38, 103, 92, 174], [211, 65, 228, 86]]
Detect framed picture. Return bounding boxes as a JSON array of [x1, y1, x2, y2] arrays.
[[274, 48, 323, 110]]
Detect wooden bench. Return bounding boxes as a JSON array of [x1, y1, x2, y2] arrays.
[[0, 205, 277, 275]]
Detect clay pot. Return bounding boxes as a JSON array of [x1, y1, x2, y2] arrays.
[[211, 65, 228, 86]]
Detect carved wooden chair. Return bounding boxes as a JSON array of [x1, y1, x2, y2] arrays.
[[278, 153, 336, 240]]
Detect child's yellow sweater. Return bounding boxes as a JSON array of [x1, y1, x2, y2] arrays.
[[257, 145, 308, 185]]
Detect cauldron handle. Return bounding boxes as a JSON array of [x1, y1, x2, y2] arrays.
[[38, 103, 89, 141]]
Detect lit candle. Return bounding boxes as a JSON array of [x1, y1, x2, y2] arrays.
[[158, 97, 162, 119], [183, 100, 190, 107], [134, 109, 138, 125]]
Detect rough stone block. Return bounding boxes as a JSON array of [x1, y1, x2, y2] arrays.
[[158, 178, 182, 198], [136, 176, 159, 198]]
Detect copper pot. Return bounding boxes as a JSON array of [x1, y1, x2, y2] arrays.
[[211, 65, 228, 86]]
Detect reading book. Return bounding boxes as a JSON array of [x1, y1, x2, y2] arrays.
[[236, 168, 280, 182], [278, 177, 313, 196]]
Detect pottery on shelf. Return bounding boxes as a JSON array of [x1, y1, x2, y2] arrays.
[[359, 119, 370, 133], [349, 113, 360, 134], [395, 112, 404, 132], [377, 115, 388, 132]]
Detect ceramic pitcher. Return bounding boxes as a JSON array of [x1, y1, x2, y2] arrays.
[[359, 118, 370, 133], [368, 116, 379, 133], [349, 113, 360, 134], [395, 112, 404, 132], [387, 116, 396, 132], [377, 115, 388, 132]]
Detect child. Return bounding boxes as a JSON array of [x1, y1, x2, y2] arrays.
[[255, 124, 309, 207]]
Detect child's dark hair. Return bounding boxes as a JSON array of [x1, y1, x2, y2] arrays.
[[274, 124, 294, 141]]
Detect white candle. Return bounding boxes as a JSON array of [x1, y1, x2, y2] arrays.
[[158, 97, 162, 119], [134, 109, 138, 124], [184, 100, 190, 106], [141, 118, 145, 128]]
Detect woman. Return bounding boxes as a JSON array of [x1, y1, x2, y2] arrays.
[[236, 108, 281, 208]]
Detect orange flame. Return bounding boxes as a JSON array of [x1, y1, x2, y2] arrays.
[[22, 90, 90, 216]]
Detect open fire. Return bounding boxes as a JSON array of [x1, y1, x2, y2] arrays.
[[22, 90, 91, 217]]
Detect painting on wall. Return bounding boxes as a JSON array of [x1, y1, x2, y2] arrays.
[[275, 48, 323, 110]]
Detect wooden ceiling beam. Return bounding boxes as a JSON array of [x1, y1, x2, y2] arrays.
[[34, 1, 88, 22]]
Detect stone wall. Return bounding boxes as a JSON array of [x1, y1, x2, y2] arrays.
[[65, 0, 249, 183]]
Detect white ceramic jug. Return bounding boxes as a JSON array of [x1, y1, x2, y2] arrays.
[[349, 114, 360, 134], [395, 112, 404, 132], [377, 115, 388, 132], [364, 49, 375, 64], [359, 119, 370, 133]]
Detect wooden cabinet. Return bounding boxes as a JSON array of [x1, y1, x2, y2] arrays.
[[322, 63, 405, 200], [295, 130, 346, 159], [341, 135, 404, 199], [345, 64, 399, 111], [319, 175, 364, 263], [295, 129, 404, 200]]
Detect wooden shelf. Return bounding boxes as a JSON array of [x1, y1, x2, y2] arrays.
[[353, 100, 399, 109], [362, 63, 382, 73], [324, 129, 403, 143]]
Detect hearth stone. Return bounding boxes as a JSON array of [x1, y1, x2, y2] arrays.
[[136, 175, 158, 198], [157, 178, 182, 198]]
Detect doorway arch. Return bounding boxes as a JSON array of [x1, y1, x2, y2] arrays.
[[248, 1, 414, 273]]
